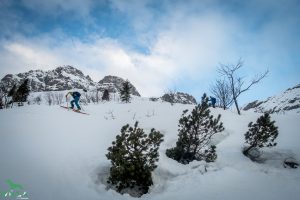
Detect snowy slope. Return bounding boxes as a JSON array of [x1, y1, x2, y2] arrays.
[[0, 99, 299, 200], [244, 84, 300, 114]]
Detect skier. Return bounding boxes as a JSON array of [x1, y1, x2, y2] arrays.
[[66, 91, 83, 110], [209, 96, 216, 108]]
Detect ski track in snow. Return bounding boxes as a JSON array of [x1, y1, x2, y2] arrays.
[[0, 99, 299, 200]]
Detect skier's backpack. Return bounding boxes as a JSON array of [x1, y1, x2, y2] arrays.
[[72, 91, 81, 98]]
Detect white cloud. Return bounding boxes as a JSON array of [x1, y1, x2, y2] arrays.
[[0, 36, 175, 96], [0, 4, 251, 97]]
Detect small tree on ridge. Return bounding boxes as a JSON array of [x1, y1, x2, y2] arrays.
[[120, 80, 132, 103], [166, 93, 224, 164]]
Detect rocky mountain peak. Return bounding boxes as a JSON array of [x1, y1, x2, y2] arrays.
[[100, 75, 124, 83], [0, 66, 141, 96], [0, 66, 95, 92], [54, 65, 85, 77], [98, 75, 141, 96]]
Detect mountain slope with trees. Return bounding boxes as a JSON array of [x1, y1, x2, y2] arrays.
[[0, 66, 141, 96]]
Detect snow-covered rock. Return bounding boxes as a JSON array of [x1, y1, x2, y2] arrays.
[[161, 92, 197, 104], [98, 75, 140, 96], [243, 83, 300, 114]]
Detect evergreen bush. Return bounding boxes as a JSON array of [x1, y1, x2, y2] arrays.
[[243, 113, 279, 158], [106, 121, 164, 196], [120, 80, 132, 103], [166, 93, 224, 164]]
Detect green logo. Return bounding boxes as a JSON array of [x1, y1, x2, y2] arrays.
[[0, 180, 29, 199]]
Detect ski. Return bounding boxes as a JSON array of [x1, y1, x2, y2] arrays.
[[60, 106, 89, 115]]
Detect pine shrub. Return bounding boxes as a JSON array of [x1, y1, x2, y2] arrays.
[[120, 80, 132, 103], [166, 93, 224, 164], [106, 121, 164, 196], [243, 113, 279, 157]]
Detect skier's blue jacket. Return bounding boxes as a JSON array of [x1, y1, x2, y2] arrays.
[[211, 97, 216, 104]]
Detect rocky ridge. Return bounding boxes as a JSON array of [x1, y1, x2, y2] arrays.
[[243, 84, 300, 114], [0, 66, 141, 96]]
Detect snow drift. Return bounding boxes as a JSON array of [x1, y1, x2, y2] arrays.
[[0, 98, 299, 200]]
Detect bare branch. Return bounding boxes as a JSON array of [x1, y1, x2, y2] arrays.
[[238, 70, 269, 96]]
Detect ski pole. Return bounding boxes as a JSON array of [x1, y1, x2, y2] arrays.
[[66, 95, 69, 110], [79, 101, 85, 111]]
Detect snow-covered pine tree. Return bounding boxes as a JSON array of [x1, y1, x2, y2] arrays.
[[166, 93, 224, 164], [14, 79, 30, 103], [102, 89, 110, 101], [7, 84, 17, 106], [0, 87, 8, 108], [243, 113, 279, 157], [120, 80, 132, 103], [0, 97, 3, 109], [106, 121, 164, 196], [8, 84, 17, 99]]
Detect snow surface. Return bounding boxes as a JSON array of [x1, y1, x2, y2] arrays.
[[0, 98, 299, 200]]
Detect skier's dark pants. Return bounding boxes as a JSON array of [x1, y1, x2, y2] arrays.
[[211, 99, 216, 108], [212, 102, 216, 108], [71, 96, 81, 110]]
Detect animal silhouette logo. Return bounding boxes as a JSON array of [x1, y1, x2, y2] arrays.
[[6, 179, 23, 191], [0, 180, 29, 199]]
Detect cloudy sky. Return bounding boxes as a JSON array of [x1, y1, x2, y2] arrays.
[[0, 0, 299, 104]]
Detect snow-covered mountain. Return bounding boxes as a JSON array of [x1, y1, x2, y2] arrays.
[[98, 75, 140, 96], [243, 83, 300, 114], [0, 66, 95, 91], [161, 92, 197, 104], [0, 66, 141, 96]]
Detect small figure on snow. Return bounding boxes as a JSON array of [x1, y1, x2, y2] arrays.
[[66, 90, 86, 110], [209, 96, 216, 108]]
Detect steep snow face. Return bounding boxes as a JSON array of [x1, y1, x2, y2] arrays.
[[0, 99, 299, 200], [244, 84, 300, 114], [98, 75, 141, 96]]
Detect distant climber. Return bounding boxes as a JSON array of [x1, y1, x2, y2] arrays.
[[66, 89, 86, 110], [209, 96, 216, 108]]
